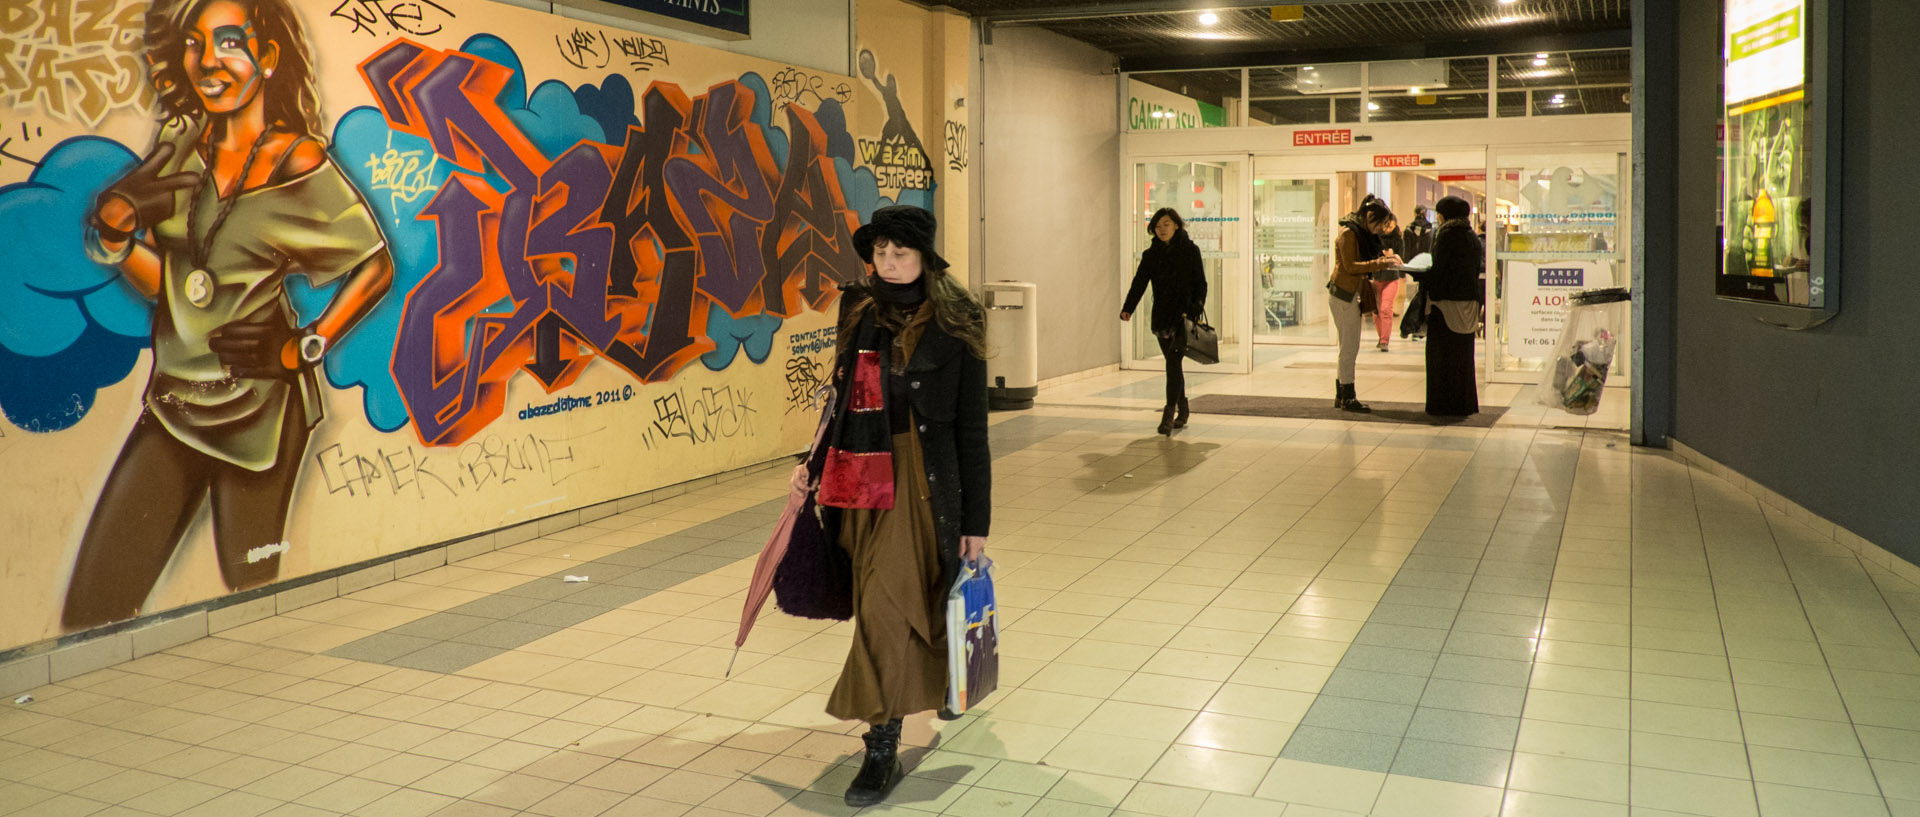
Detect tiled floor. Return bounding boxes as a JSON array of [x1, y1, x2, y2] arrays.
[[5, 360, 1917, 817]]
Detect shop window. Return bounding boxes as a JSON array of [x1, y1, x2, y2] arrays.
[[1248, 66, 1334, 126], [1495, 49, 1631, 117]]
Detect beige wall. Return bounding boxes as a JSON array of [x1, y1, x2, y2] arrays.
[[853, 0, 972, 281], [982, 26, 1122, 380]]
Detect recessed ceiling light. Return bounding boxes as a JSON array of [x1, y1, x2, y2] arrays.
[[1410, 87, 1422, 94], [1302, 66, 1315, 71], [1499, 0, 1517, 4], [1536, 53, 1550, 58], [1367, 102, 1380, 111], [1499, 16, 1518, 23], [1532, 58, 1547, 67], [1199, 11, 1218, 24]]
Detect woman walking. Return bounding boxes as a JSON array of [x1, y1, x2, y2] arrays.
[[1329, 199, 1399, 412], [812, 205, 991, 807], [67, 0, 391, 628], [1121, 207, 1207, 435], [1417, 196, 1482, 416]]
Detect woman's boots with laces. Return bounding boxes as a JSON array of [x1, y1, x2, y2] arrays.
[[844, 718, 904, 807]]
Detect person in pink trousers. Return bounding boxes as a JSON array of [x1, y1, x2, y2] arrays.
[[1372, 217, 1408, 351]]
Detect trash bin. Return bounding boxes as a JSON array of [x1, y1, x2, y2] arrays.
[[982, 281, 1038, 410], [1537, 287, 1631, 415]]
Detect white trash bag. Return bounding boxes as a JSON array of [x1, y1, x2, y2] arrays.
[[1537, 288, 1630, 416]]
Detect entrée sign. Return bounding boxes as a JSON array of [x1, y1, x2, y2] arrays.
[[1373, 154, 1421, 168], [1293, 129, 1352, 147]]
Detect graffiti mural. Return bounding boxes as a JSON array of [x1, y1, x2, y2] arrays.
[[855, 48, 932, 193], [0, 0, 947, 648]]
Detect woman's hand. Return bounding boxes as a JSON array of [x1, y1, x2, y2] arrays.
[[960, 535, 987, 563], [1118, 311, 1131, 321]]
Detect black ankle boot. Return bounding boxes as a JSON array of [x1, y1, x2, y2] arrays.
[[1157, 405, 1175, 436], [844, 718, 903, 807], [1336, 382, 1372, 413], [1173, 398, 1189, 429], [1332, 379, 1345, 409]]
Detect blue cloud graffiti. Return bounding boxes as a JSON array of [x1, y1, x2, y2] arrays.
[[0, 137, 150, 432]]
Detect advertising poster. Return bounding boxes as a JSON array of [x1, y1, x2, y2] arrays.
[[1506, 261, 1617, 359], [1720, 0, 1816, 305], [0, 0, 947, 651]]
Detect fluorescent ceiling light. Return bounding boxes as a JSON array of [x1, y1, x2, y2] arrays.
[[1367, 102, 1379, 110], [1532, 58, 1547, 67], [1536, 53, 1550, 58], [1199, 11, 1218, 24]]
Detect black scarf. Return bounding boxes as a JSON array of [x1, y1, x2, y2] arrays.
[[870, 275, 927, 306], [1340, 216, 1384, 261], [817, 297, 900, 509]]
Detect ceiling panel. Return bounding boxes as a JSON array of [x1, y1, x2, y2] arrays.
[[917, 1, 1630, 64]]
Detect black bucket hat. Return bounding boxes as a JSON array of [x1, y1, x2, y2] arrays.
[[853, 205, 950, 272]]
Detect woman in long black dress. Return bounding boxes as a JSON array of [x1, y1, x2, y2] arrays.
[[1418, 196, 1482, 416], [1120, 207, 1206, 435]]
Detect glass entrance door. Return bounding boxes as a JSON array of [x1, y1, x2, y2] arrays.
[[1252, 175, 1333, 344], [1124, 158, 1251, 374], [1487, 147, 1632, 384]]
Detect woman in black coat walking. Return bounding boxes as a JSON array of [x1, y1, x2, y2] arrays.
[[1120, 208, 1207, 435], [1415, 196, 1482, 416]]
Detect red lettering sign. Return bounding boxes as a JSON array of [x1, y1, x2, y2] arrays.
[[1293, 129, 1352, 147], [1438, 173, 1487, 182], [1374, 154, 1421, 168]]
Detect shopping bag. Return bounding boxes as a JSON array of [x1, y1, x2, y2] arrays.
[[1183, 314, 1220, 365], [1538, 288, 1631, 415], [944, 558, 1000, 714]]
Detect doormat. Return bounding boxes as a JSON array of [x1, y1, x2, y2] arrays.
[[1286, 361, 1431, 373], [1188, 394, 1505, 427]]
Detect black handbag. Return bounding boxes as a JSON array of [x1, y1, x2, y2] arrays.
[[1183, 313, 1219, 365]]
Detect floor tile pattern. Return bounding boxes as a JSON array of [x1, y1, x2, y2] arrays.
[[3, 360, 1918, 817]]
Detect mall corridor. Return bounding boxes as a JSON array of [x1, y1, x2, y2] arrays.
[[5, 382, 1916, 817]]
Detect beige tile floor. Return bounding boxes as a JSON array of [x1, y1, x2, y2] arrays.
[[4, 364, 1915, 817]]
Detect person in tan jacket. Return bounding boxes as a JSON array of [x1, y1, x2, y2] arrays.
[[1329, 199, 1400, 411]]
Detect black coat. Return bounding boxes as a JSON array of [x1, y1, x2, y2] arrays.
[[1404, 216, 1434, 258], [1419, 219, 1483, 302], [829, 288, 991, 595], [1123, 233, 1207, 333]]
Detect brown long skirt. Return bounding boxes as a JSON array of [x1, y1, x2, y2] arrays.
[[825, 427, 949, 724]]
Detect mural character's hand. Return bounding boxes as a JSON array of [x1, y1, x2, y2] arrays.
[[1119, 311, 1131, 321], [94, 143, 199, 240], [209, 321, 308, 381]]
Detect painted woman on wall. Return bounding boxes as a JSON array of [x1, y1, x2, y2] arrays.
[[64, 0, 393, 630]]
